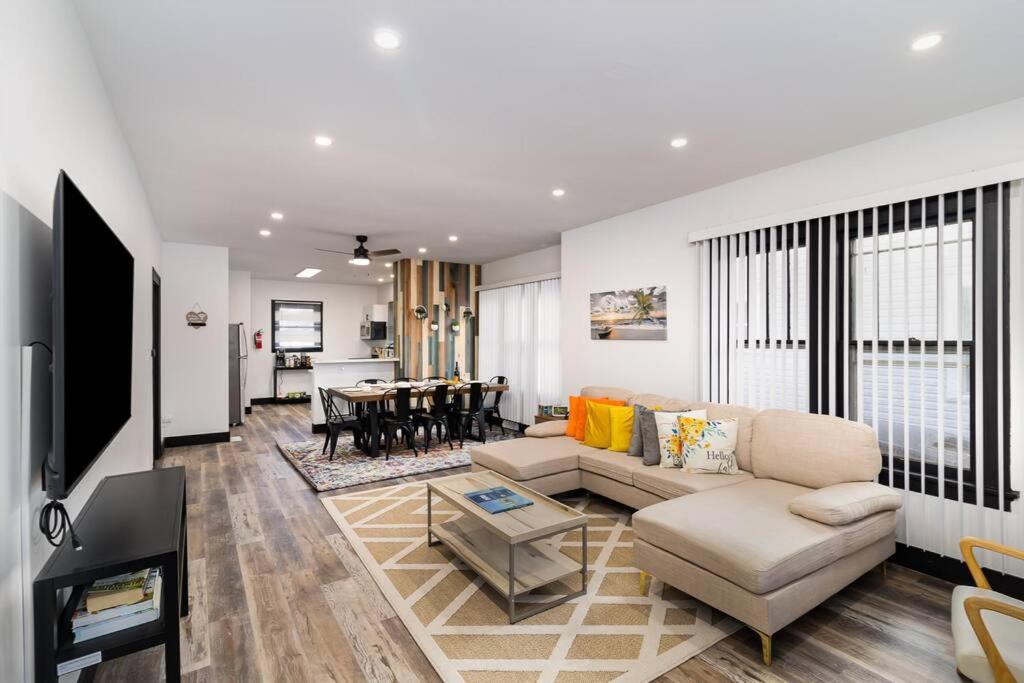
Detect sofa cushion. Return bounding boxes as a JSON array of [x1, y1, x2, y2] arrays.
[[751, 409, 881, 488], [607, 405, 634, 452], [633, 467, 753, 498], [471, 436, 581, 481], [952, 585, 1024, 683], [789, 482, 902, 525], [581, 385, 634, 402], [578, 449, 646, 485], [628, 393, 691, 411], [688, 402, 758, 472], [632, 478, 897, 594], [524, 420, 567, 438]]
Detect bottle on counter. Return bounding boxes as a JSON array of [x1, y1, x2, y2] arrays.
[[453, 361, 461, 383]]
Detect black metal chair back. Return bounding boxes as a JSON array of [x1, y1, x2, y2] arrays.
[[382, 387, 414, 420], [319, 387, 348, 422], [427, 384, 451, 417], [465, 381, 487, 412], [485, 375, 507, 408], [357, 378, 383, 386]]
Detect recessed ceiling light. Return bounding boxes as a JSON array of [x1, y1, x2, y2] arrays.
[[418, 247, 427, 253], [551, 188, 566, 198], [259, 229, 272, 237], [448, 235, 458, 242], [377, 277, 384, 283], [670, 138, 688, 148], [295, 268, 321, 279], [389, 273, 395, 278], [270, 211, 283, 220], [314, 135, 333, 147], [384, 262, 393, 268], [374, 29, 402, 50], [911, 33, 943, 51]]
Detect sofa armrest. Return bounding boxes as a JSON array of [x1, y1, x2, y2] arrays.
[[525, 420, 568, 438], [789, 482, 902, 525]]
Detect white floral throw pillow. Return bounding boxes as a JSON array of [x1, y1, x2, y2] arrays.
[[655, 409, 707, 468], [677, 416, 740, 474]]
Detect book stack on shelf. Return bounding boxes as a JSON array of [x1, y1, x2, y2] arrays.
[[71, 568, 162, 643]]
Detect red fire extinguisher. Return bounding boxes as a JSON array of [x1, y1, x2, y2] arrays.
[[254, 329, 264, 350]]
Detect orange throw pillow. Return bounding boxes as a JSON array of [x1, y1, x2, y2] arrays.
[[570, 396, 626, 441]]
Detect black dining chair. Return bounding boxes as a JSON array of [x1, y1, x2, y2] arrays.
[[318, 388, 364, 460], [380, 387, 418, 458], [454, 382, 489, 447], [414, 383, 454, 453], [393, 377, 428, 415], [483, 375, 508, 436]]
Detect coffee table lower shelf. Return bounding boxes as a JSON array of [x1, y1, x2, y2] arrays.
[[428, 517, 588, 623]]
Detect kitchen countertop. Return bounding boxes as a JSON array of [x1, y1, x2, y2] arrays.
[[312, 358, 400, 364]]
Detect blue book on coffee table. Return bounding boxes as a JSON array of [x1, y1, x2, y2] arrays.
[[464, 486, 534, 514]]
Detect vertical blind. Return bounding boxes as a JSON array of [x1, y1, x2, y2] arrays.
[[698, 180, 1021, 567], [478, 278, 561, 425]]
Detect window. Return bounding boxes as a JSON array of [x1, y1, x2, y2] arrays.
[[848, 207, 973, 492], [478, 278, 561, 425], [272, 300, 323, 352], [700, 181, 1018, 510]]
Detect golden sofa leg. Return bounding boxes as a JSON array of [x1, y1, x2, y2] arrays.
[[755, 629, 772, 666], [638, 570, 650, 595], [880, 561, 887, 580]]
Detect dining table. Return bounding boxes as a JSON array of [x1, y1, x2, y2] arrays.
[[327, 382, 510, 458]]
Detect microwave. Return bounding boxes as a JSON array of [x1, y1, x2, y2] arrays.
[[360, 321, 387, 340]]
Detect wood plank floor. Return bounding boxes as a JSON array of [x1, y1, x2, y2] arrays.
[[94, 402, 963, 682]]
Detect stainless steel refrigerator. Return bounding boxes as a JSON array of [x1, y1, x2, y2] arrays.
[[229, 323, 248, 426]]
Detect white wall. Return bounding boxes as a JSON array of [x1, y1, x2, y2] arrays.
[[562, 96, 1024, 398], [229, 270, 252, 408], [162, 243, 229, 437], [249, 279, 380, 400], [482, 245, 561, 285], [0, 0, 164, 679]]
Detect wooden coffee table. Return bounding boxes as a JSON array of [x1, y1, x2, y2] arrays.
[[426, 471, 588, 623]]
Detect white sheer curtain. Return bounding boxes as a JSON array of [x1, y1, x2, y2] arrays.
[[479, 278, 561, 425]]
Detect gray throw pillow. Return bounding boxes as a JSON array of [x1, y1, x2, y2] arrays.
[[640, 409, 662, 465], [627, 405, 646, 456]]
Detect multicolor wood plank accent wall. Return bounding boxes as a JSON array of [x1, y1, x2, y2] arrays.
[[393, 259, 481, 379]]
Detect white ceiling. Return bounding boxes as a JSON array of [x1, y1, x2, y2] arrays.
[[73, 1, 1024, 284]]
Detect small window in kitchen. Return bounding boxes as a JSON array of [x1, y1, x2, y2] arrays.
[[272, 300, 323, 352]]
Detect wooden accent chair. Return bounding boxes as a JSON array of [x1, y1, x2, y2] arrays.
[[952, 537, 1024, 682]]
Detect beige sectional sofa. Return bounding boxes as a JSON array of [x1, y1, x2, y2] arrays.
[[470, 385, 902, 664]]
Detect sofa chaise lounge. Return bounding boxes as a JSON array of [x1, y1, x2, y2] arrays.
[[470, 385, 902, 664]]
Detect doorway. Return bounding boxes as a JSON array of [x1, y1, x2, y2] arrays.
[[152, 268, 162, 459]]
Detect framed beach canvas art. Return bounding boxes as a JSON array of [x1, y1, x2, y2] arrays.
[[589, 286, 667, 340]]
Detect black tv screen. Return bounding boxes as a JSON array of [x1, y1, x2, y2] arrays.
[[49, 171, 134, 499]]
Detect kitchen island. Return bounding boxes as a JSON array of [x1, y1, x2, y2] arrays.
[[309, 358, 400, 429]]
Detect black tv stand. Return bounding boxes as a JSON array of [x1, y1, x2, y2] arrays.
[[33, 467, 188, 682]]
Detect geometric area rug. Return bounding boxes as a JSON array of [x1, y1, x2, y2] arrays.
[[277, 432, 519, 492], [321, 480, 740, 682]]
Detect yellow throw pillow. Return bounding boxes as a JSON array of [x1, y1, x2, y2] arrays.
[[583, 401, 613, 449], [607, 405, 634, 452]]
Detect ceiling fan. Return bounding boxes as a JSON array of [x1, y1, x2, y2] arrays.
[[316, 235, 400, 266]]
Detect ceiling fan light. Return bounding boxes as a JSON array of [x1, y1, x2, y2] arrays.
[[348, 257, 371, 266]]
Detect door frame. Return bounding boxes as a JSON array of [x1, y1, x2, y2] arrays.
[[152, 268, 162, 459]]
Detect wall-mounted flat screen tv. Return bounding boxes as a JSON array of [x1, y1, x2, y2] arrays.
[[47, 171, 134, 499]]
